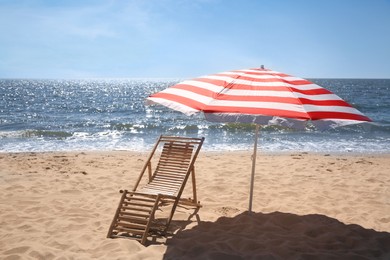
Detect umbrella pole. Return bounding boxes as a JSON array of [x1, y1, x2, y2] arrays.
[[249, 124, 260, 213]]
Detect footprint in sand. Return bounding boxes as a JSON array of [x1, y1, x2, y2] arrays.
[[29, 250, 55, 259], [3, 246, 30, 255], [60, 189, 82, 195], [47, 240, 71, 250]]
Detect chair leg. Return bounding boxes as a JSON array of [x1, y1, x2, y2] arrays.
[[140, 194, 161, 245], [107, 190, 128, 238], [163, 198, 180, 234]]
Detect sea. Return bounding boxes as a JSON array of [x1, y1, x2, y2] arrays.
[[1, 78, 389, 154]]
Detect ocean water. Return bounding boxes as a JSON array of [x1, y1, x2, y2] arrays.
[[1, 78, 389, 154]]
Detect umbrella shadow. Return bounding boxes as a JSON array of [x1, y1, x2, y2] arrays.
[[163, 211, 390, 260]]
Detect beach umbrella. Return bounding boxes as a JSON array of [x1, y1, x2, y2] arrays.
[[145, 66, 372, 212]]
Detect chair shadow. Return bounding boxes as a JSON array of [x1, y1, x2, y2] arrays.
[[144, 207, 202, 246], [163, 211, 390, 260]]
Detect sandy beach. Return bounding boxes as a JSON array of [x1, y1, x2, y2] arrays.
[[0, 151, 389, 259]]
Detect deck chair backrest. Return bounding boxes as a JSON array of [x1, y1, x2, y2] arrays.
[[150, 141, 194, 195], [138, 136, 203, 197]]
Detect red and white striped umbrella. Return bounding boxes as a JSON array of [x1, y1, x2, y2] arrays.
[[147, 67, 371, 127], [146, 67, 372, 211]]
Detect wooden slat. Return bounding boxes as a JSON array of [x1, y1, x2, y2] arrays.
[[167, 145, 193, 149], [153, 172, 186, 179], [142, 185, 177, 191], [158, 158, 190, 165], [124, 201, 155, 208], [160, 151, 190, 156], [156, 163, 190, 169], [151, 177, 183, 185], [142, 184, 177, 191], [153, 171, 187, 177], [162, 150, 192, 155], [156, 165, 188, 170], [153, 174, 185, 181], [116, 221, 147, 230], [158, 156, 190, 162], [162, 143, 194, 148], [114, 226, 145, 235], [158, 159, 191, 165], [158, 161, 191, 167], [159, 155, 191, 161], [118, 211, 150, 218], [110, 234, 142, 240], [164, 147, 193, 151], [161, 147, 189, 152], [148, 181, 182, 188], [156, 164, 189, 170], [148, 180, 181, 188], [127, 191, 158, 198], [158, 162, 190, 167], [154, 170, 187, 177], [150, 178, 184, 185], [157, 166, 188, 172], [124, 196, 156, 203], [144, 186, 179, 194], [154, 168, 187, 174], [121, 206, 152, 212], [159, 156, 191, 161], [141, 188, 176, 195], [151, 175, 184, 181], [160, 152, 192, 158], [161, 147, 192, 153], [118, 216, 148, 224], [122, 203, 153, 209], [155, 167, 188, 173], [145, 182, 180, 189], [140, 186, 176, 192]]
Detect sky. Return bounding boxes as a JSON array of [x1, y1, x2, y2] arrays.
[[0, 0, 389, 79]]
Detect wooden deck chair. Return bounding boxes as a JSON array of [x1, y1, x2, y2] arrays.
[[107, 135, 204, 244]]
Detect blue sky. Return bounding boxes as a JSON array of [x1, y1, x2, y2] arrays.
[[1, 0, 389, 79]]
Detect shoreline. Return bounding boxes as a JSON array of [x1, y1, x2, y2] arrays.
[[2, 148, 390, 155], [1, 150, 389, 259]]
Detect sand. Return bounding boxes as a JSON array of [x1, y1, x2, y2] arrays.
[[0, 151, 389, 259]]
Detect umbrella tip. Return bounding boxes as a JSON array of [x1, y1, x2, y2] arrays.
[[260, 65, 265, 70]]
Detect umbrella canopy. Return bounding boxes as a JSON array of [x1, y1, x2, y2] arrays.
[[146, 67, 372, 211]]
